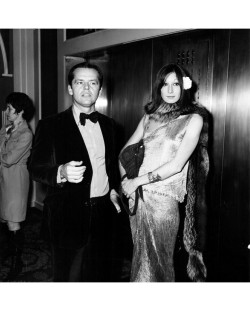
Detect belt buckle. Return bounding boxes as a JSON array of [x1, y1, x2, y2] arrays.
[[83, 199, 91, 207], [90, 198, 97, 207], [83, 197, 100, 207]]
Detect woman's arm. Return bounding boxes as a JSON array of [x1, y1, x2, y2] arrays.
[[1, 131, 33, 167], [119, 114, 148, 178], [122, 114, 203, 196]]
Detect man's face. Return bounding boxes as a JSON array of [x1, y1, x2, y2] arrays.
[[68, 68, 101, 111]]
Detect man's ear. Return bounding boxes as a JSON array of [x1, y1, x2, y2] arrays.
[[98, 87, 103, 97], [68, 84, 73, 95]]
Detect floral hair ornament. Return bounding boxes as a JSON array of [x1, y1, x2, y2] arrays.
[[183, 77, 192, 90]]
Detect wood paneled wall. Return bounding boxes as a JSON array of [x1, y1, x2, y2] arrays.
[[218, 30, 250, 281], [40, 29, 58, 119], [51, 28, 250, 281], [206, 30, 231, 281], [109, 40, 152, 146], [99, 29, 250, 281], [0, 29, 13, 129]]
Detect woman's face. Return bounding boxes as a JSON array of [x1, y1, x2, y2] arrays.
[[160, 72, 181, 104], [5, 104, 20, 123]]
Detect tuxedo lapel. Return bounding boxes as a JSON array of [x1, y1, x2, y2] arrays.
[[55, 107, 92, 169]]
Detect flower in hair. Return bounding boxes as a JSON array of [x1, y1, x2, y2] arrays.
[[183, 77, 192, 90]]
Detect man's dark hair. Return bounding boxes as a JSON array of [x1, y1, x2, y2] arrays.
[[68, 62, 103, 89]]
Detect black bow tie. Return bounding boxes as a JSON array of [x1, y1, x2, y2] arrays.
[[79, 112, 98, 126]]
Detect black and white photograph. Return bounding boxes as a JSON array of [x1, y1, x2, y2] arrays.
[[0, 1, 249, 310]]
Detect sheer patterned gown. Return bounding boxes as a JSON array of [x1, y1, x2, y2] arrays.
[[129, 114, 193, 282]]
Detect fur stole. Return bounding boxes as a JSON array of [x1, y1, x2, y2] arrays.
[[148, 101, 210, 281], [183, 103, 209, 282]]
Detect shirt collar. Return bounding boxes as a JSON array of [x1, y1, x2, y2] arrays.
[[5, 120, 28, 133]]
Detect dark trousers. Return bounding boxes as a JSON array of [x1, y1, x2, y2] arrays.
[[52, 193, 119, 282]]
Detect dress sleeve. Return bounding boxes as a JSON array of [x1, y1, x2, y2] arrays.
[[1, 131, 32, 167]]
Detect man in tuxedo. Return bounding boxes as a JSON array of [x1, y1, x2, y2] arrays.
[[29, 62, 121, 281]]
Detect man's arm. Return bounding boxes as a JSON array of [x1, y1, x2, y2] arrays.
[[109, 118, 122, 212], [28, 119, 61, 187], [29, 119, 86, 186]]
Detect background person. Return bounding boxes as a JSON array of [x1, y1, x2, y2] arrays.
[[0, 92, 34, 280]]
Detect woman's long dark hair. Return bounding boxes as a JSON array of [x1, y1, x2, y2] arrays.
[[145, 63, 192, 114]]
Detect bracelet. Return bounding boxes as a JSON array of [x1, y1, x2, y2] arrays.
[[148, 171, 161, 183], [148, 172, 153, 183], [121, 174, 127, 181]]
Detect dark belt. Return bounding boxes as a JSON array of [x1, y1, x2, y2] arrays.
[[82, 192, 110, 207]]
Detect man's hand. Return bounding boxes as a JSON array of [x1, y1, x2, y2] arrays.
[[61, 161, 86, 183], [110, 189, 121, 213]]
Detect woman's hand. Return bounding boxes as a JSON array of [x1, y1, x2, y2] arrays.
[[121, 177, 140, 198]]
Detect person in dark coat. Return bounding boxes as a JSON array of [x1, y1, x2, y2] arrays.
[[28, 62, 121, 282]]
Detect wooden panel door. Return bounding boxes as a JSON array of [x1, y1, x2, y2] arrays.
[[153, 30, 213, 111], [152, 30, 221, 281], [81, 29, 250, 281], [109, 39, 152, 149], [219, 29, 250, 281]]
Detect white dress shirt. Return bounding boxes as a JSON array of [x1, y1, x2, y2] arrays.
[[57, 105, 109, 198], [57, 106, 120, 212], [73, 105, 109, 197]]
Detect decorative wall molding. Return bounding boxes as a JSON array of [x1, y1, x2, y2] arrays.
[[0, 32, 13, 77], [13, 29, 42, 208]]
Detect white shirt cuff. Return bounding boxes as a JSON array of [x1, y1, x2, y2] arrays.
[[57, 165, 67, 183]]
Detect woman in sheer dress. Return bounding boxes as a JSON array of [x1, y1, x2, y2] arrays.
[[119, 63, 209, 282]]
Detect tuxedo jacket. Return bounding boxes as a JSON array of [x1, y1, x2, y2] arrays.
[[28, 107, 119, 249]]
